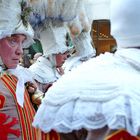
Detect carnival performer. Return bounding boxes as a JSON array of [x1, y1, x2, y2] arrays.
[[0, 0, 59, 139], [29, 0, 81, 95], [33, 0, 140, 140]]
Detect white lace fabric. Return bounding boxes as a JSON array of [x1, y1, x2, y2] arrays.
[[33, 49, 140, 135]]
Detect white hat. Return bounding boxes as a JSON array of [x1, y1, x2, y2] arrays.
[[0, 0, 34, 48], [40, 23, 73, 56], [29, 56, 57, 84], [73, 32, 96, 59], [110, 0, 140, 48], [63, 32, 96, 73]]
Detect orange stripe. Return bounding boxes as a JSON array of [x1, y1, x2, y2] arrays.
[[24, 90, 37, 140], [1, 75, 28, 140], [10, 75, 36, 139], [105, 129, 140, 140], [9, 75, 31, 140], [1, 74, 61, 140], [1, 75, 31, 139], [11, 75, 46, 140]]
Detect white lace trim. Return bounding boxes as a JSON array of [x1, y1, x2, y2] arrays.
[[33, 51, 140, 135]]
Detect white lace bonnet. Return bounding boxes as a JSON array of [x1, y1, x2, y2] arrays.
[[0, 0, 34, 48]]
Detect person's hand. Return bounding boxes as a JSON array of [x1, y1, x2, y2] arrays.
[[25, 82, 37, 95]]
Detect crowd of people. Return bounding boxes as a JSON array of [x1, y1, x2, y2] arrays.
[[0, 0, 140, 140]]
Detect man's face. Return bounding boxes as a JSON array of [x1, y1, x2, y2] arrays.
[[55, 52, 68, 68], [0, 34, 26, 69]]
